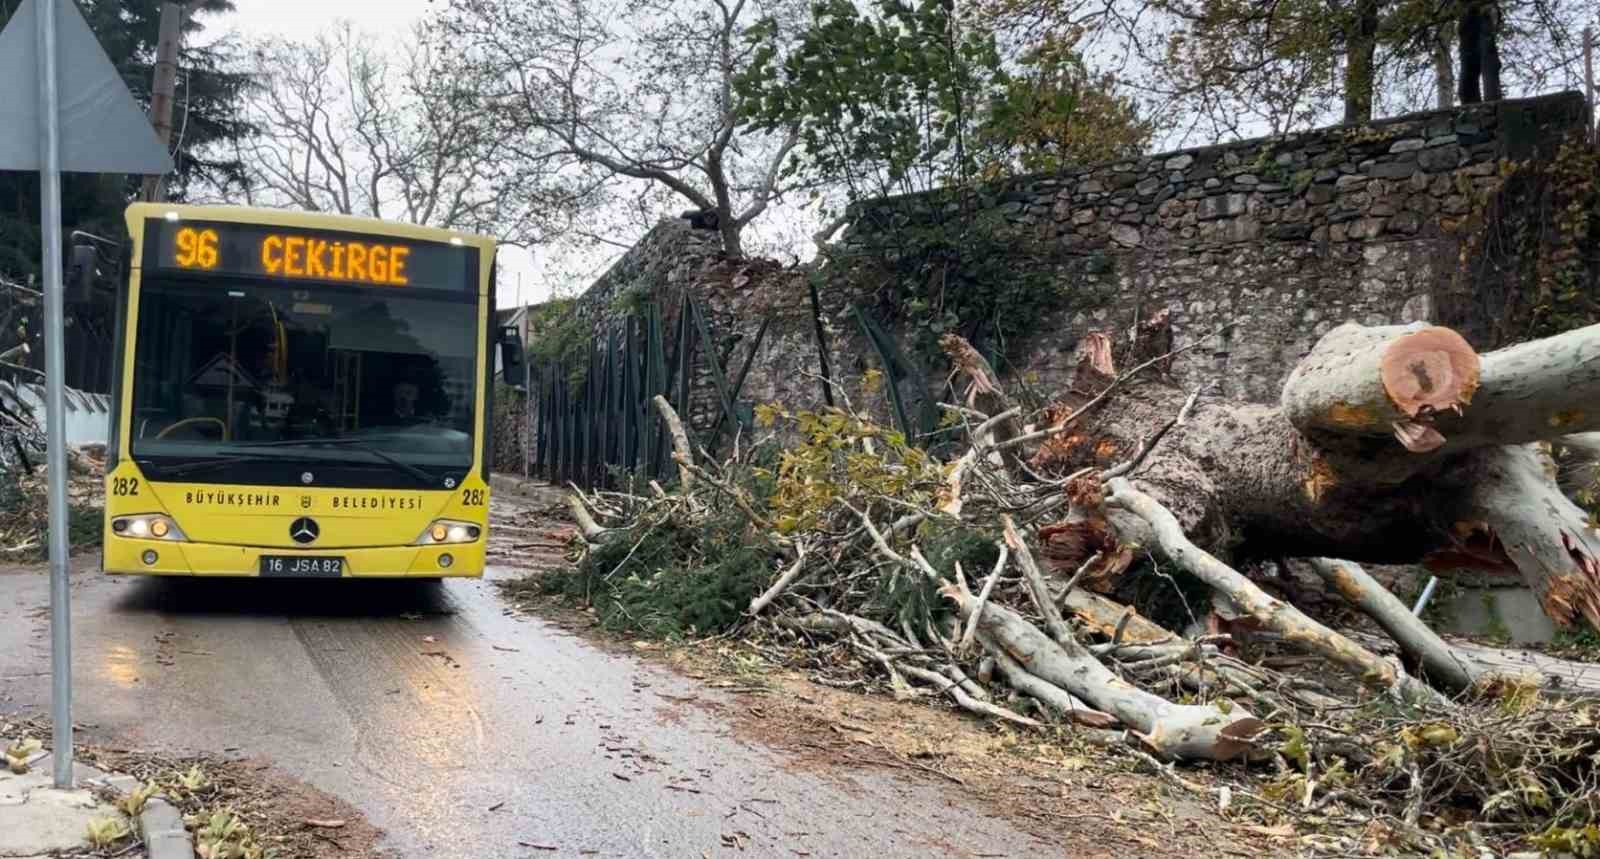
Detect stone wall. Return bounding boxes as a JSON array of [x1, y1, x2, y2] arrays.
[[835, 90, 1590, 404], [547, 91, 1593, 445], [565, 219, 784, 437]]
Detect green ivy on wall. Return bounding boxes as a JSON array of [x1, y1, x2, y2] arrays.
[[1449, 138, 1600, 349], [824, 202, 1111, 368]]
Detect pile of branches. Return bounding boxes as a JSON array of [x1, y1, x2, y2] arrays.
[[2, 277, 107, 557], [564, 342, 1600, 853], [0, 385, 103, 559]]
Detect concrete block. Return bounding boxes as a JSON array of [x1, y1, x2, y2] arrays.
[[1435, 585, 1557, 644], [0, 768, 121, 857], [140, 797, 195, 859]]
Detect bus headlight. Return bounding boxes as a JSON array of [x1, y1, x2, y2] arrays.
[[111, 514, 187, 541], [414, 519, 480, 545]]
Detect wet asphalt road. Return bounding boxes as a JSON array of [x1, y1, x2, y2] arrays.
[[0, 519, 1045, 857]]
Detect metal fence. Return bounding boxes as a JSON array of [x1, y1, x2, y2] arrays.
[[528, 295, 770, 490], [521, 285, 972, 488]]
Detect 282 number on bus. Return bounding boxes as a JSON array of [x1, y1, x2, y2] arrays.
[[461, 488, 485, 506], [112, 476, 140, 496]]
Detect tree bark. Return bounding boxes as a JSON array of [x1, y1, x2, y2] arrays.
[[1305, 558, 1600, 696], [1017, 321, 1600, 631], [1431, 323, 1600, 450], [1447, 444, 1600, 629], [1434, 27, 1456, 109], [1107, 480, 1444, 704], [1280, 322, 1479, 452], [950, 592, 1264, 761], [1305, 558, 1478, 692], [1458, 2, 1485, 104], [1343, 0, 1380, 124], [718, 210, 744, 259], [983, 643, 1119, 729], [653, 395, 695, 490]]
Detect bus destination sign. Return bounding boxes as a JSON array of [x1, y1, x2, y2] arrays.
[[149, 219, 472, 290]]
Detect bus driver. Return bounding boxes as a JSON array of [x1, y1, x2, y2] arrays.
[[392, 381, 420, 421]]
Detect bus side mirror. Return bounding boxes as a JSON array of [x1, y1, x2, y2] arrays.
[[499, 326, 525, 384], [67, 244, 98, 304]]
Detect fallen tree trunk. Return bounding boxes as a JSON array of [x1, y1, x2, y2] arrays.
[[1432, 321, 1600, 449], [1019, 321, 1600, 631], [1449, 443, 1600, 628], [1446, 640, 1600, 696], [1281, 322, 1479, 452], [1107, 479, 1444, 705], [948, 589, 1264, 761]]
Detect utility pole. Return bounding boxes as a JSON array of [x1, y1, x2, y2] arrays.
[[140, 1, 185, 202]]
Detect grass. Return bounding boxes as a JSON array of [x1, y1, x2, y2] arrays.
[[540, 503, 779, 639]]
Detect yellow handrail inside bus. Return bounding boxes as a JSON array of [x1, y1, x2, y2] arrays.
[[154, 416, 228, 441]]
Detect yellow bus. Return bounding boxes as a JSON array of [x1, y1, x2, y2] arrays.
[[101, 203, 522, 579]]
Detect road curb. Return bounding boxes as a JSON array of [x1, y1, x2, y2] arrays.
[[139, 796, 195, 859]]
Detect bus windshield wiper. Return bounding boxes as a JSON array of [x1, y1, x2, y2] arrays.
[[146, 453, 281, 478], [233, 438, 436, 485]]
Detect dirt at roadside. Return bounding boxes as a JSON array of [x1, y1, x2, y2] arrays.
[[105, 751, 390, 859], [1, 716, 389, 859]]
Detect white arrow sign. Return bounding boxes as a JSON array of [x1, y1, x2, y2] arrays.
[[0, 0, 174, 173]]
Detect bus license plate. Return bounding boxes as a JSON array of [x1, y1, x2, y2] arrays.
[[259, 556, 344, 577]]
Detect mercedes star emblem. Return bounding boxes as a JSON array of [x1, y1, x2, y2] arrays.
[[444, 477, 456, 489], [300, 471, 314, 485], [289, 517, 320, 544]]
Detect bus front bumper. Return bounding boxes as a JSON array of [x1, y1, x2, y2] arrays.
[[102, 537, 485, 578]]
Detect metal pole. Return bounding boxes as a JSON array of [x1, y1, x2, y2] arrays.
[[37, 0, 75, 789], [1411, 576, 1440, 617]]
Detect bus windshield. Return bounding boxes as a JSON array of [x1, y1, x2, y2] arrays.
[[129, 278, 478, 477]]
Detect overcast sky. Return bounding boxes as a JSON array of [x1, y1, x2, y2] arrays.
[[220, 0, 553, 308]]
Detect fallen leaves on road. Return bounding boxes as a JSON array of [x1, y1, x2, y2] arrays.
[[84, 814, 132, 848], [4, 736, 41, 773], [303, 818, 346, 829], [115, 780, 159, 816], [193, 809, 270, 859]]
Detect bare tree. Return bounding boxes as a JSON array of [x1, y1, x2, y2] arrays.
[[435, 0, 808, 258], [1001, 0, 1594, 147], [222, 22, 560, 237]]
